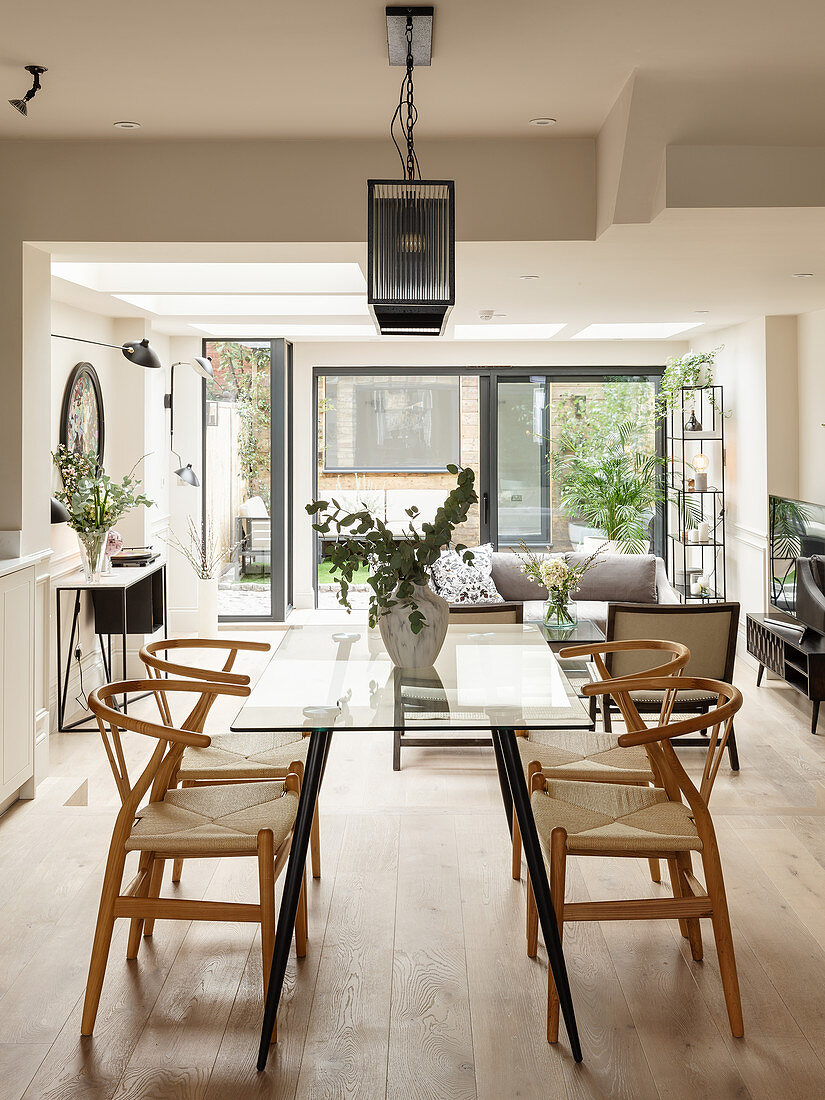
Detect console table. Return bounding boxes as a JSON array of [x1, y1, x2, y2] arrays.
[[747, 612, 825, 733], [55, 560, 167, 732]]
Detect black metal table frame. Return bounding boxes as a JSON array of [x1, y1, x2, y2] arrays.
[[55, 564, 168, 733], [254, 723, 583, 1069]]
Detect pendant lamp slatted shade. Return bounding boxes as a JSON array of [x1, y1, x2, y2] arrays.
[[367, 179, 455, 336]]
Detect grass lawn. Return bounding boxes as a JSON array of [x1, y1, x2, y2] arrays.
[[318, 561, 370, 584], [239, 573, 271, 585]]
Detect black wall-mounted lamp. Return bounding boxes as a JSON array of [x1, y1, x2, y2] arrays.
[[165, 361, 204, 487], [9, 65, 48, 116], [51, 333, 162, 369], [50, 496, 70, 524]]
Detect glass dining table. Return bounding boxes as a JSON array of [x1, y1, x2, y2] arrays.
[[231, 622, 593, 1068]]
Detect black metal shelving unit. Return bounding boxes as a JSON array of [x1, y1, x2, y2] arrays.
[[666, 385, 726, 603]]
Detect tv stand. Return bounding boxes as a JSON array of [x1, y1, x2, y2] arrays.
[[747, 613, 825, 734]]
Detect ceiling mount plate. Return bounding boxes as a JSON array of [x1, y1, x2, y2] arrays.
[[386, 6, 434, 66]]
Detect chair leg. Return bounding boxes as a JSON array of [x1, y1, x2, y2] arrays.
[[526, 870, 538, 958], [666, 858, 690, 939], [310, 801, 321, 880], [703, 849, 744, 1037], [512, 805, 522, 880], [142, 857, 166, 940], [602, 701, 612, 732], [81, 845, 127, 1036], [295, 866, 308, 958], [726, 725, 740, 771], [647, 857, 661, 884], [126, 852, 153, 959], [257, 828, 277, 1044], [546, 828, 567, 1044], [393, 727, 402, 771], [676, 853, 703, 961]]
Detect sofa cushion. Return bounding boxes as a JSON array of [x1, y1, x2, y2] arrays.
[[431, 543, 503, 604], [491, 552, 551, 601], [567, 553, 657, 604]]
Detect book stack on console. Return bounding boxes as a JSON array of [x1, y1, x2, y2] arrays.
[[111, 546, 160, 568]]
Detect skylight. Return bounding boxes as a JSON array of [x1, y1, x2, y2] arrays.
[[452, 324, 566, 340], [52, 262, 367, 294], [113, 294, 369, 316], [190, 323, 378, 339], [571, 322, 703, 340]]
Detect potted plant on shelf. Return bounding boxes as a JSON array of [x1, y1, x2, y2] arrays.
[[553, 421, 662, 554], [657, 346, 726, 424], [166, 516, 235, 636], [307, 465, 477, 668], [52, 446, 153, 582], [514, 541, 602, 627]]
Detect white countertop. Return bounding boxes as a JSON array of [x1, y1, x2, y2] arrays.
[[0, 549, 52, 580]]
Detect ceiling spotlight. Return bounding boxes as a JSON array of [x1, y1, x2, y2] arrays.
[[520, 274, 541, 281], [694, 309, 710, 314], [793, 272, 815, 279], [113, 120, 141, 130], [8, 65, 47, 117], [529, 117, 557, 127]]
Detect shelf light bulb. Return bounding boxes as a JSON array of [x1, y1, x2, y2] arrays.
[[693, 451, 709, 490]]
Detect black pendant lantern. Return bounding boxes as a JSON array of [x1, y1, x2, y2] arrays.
[[368, 9, 455, 336]]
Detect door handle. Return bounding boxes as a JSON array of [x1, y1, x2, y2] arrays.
[[482, 492, 489, 524]]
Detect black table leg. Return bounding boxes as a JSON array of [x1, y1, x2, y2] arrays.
[[495, 728, 583, 1063], [258, 728, 331, 1069], [491, 731, 514, 836]]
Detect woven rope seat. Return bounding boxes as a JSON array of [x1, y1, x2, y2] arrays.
[[177, 731, 307, 781], [531, 779, 702, 854], [126, 780, 299, 854], [518, 729, 653, 784]]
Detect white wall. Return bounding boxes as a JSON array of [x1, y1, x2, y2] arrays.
[[49, 302, 180, 722], [797, 308, 825, 507]]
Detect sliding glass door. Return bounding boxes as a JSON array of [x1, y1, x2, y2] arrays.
[[494, 371, 662, 553], [202, 338, 292, 621]]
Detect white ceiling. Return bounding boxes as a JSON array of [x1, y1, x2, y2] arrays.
[[49, 209, 825, 340], [6, 0, 825, 140]]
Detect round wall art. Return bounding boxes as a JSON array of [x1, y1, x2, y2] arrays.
[[60, 362, 105, 461]]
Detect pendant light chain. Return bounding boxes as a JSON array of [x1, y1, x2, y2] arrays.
[[391, 14, 422, 180]]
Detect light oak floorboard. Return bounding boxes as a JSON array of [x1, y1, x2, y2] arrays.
[[3, 646, 825, 1096]]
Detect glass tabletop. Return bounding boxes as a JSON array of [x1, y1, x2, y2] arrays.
[[231, 623, 592, 733]]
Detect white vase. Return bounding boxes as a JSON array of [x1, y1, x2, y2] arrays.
[[197, 577, 219, 637], [378, 584, 449, 669]]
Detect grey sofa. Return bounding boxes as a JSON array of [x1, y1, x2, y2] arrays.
[[488, 552, 679, 633]]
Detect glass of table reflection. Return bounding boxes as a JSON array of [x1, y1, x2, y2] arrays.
[[231, 623, 592, 1068]]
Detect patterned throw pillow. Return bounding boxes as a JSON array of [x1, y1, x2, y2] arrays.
[[430, 543, 504, 604]]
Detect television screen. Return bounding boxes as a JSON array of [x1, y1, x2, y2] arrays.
[[769, 495, 825, 620]]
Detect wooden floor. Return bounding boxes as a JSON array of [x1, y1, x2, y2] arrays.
[[3, 639, 825, 1099]]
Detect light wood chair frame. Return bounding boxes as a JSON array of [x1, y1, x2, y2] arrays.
[[510, 639, 690, 885], [82, 678, 308, 1040], [526, 674, 744, 1043], [140, 638, 322, 885]]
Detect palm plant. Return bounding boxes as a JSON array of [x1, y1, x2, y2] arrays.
[[554, 421, 662, 553]]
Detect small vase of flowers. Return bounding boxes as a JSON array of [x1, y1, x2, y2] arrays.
[[52, 446, 153, 582], [515, 542, 602, 628]]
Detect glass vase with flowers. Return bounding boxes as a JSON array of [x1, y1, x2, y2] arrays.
[[515, 542, 602, 627], [52, 446, 153, 582]]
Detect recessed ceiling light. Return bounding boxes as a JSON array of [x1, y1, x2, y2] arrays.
[[572, 322, 703, 340], [529, 118, 557, 127], [793, 272, 814, 279], [694, 309, 710, 314], [113, 121, 141, 129], [453, 324, 565, 340], [520, 274, 541, 281]]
